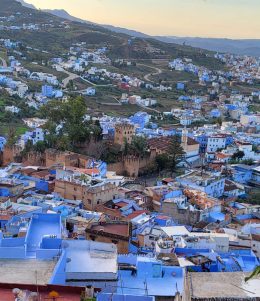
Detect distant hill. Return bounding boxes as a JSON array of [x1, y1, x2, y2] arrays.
[[102, 25, 149, 38], [43, 9, 94, 25], [43, 7, 260, 57], [155, 37, 260, 57], [1, 0, 225, 71], [16, 0, 260, 57], [43, 8, 149, 38]]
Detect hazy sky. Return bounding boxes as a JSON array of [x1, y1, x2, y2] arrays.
[[27, 0, 260, 38]]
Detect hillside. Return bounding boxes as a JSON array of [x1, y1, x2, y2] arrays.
[[0, 0, 224, 70], [16, 0, 35, 9], [43, 9, 94, 25], [40, 4, 260, 57], [155, 36, 260, 57]]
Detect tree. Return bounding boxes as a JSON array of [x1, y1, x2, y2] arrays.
[[123, 137, 129, 156], [68, 79, 74, 91], [101, 143, 121, 164], [232, 150, 245, 160], [20, 140, 34, 157], [155, 154, 170, 172], [241, 159, 254, 165], [252, 144, 258, 152], [33, 141, 47, 153], [168, 135, 185, 170], [129, 136, 148, 157], [40, 97, 102, 151], [6, 127, 17, 147], [90, 121, 103, 142]]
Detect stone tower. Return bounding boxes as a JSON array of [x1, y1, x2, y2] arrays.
[[114, 123, 135, 149]]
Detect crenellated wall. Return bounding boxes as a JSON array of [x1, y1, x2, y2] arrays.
[[108, 155, 153, 178], [1, 145, 22, 166]]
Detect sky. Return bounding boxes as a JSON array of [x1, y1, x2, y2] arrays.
[[27, 0, 260, 39]]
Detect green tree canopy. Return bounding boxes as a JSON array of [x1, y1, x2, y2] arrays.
[[232, 150, 245, 160], [40, 97, 102, 151], [155, 154, 170, 172], [168, 135, 185, 170], [129, 136, 148, 157]]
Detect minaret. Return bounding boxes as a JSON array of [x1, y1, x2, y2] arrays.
[[181, 126, 188, 151]]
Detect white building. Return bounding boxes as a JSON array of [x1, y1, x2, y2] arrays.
[[207, 135, 226, 153], [83, 87, 96, 96], [5, 105, 20, 114], [184, 232, 230, 253], [23, 118, 47, 129], [176, 170, 225, 198], [17, 83, 28, 98], [180, 116, 192, 126]]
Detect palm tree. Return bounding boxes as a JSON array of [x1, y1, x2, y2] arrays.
[[245, 266, 260, 282]]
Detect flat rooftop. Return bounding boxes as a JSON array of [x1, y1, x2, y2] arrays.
[[189, 272, 260, 298], [65, 240, 117, 280], [178, 170, 222, 182], [118, 266, 184, 297], [0, 259, 56, 285]]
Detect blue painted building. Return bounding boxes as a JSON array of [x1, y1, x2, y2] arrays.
[[174, 247, 259, 273], [177, 82, 185, 90], [42, 85, 53, 98], [225, 135, 234, 146], [232, 164, 254, 184], [210, 109, 221, 118], [130, 112, 150, 130], [194, 134, 208, 153]]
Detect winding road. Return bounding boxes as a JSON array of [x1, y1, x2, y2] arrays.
[[62, 70, 80, 88], [137, 63, 163, 82]]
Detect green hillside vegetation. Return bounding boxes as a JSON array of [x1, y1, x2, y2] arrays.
[[0, 0, 224, 70], [0, 0, 229, 123]]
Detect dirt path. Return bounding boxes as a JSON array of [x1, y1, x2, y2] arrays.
[[137, 63, 163, 82]]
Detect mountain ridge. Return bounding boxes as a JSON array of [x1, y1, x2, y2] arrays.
[[15, 0, 35, 9], [40, 7, 260, 56]]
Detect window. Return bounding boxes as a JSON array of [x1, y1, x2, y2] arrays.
[[88, 200, 91, 204]]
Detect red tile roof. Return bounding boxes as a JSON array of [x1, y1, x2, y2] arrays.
[[148, 137, 171, 152], [216, 153, 231, 159]]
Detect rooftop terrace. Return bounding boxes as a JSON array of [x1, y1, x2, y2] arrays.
[[189, 272, 260, 299], [0, 259, 56, 285]]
